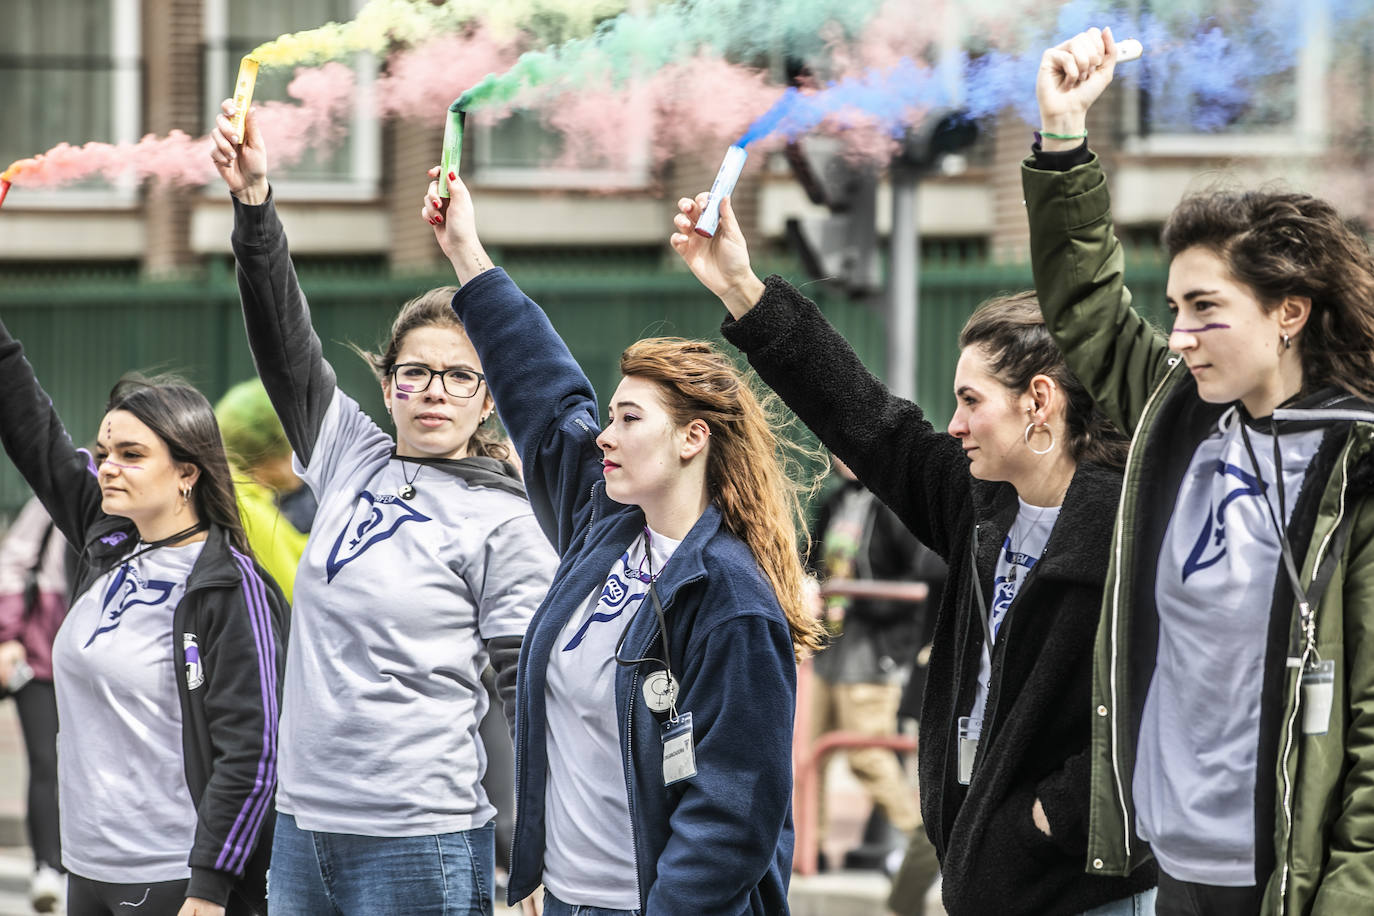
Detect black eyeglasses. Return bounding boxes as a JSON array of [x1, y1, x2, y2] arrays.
[[390, 363, 486, 399]]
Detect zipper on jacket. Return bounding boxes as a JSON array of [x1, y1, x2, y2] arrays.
[[623, 659, 647, 909], [1276, 446, 1352, 913], [582, 481, 601, 550], [1104, 355, 1184, 863], [619, 575, 700, 908]]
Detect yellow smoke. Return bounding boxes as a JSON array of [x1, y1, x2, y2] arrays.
[[250, 0, 627, 68]]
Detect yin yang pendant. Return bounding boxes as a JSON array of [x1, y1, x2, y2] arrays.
[[399, 484, 416, 500]]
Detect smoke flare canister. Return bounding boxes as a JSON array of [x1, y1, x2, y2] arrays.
[[230, 57, 260, 140], [694, 145, 749, 238], [438, 101, 467, 199], [1116, 39, 1143, 62], [0, 179, 10, 210]]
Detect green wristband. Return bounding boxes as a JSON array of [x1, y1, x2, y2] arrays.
[[1039, 129, 1088, 141]]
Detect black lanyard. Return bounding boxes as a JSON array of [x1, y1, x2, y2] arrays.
[[611, 530, 678, 714], [1237, 421, 1308, 614], [969, 525, 996, 653], [1237, 419, 1349, 667], [118, 522, 209, 567]]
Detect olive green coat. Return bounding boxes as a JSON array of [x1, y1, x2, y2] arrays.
[[1022, 153, 1374, 916]]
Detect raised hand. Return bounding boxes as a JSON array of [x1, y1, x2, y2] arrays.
[[669, 193, 764, 319], [421, 168, 493, 285], [1036, 27, 1120, 151], [209, 99, 269, 205]]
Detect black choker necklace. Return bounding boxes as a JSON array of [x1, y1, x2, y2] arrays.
[[124, 522, 209, 564], [398, 458, 422, 500]]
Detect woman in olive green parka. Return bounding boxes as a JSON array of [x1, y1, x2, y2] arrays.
[[1023, 27, 1374, 916]]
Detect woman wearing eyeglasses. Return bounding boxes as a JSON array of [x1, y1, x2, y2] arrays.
[[210, 103, 556, 914]]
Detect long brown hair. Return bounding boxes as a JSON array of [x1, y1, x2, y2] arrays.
[[1162, 189, 1374, 402], [619, 338, 825, 659], [352, 286, 509, 461], [959, 292, 1129, 468], [107, 374, 250, 555]]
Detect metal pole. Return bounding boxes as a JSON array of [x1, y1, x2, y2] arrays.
[[888, 170, 919, 400]]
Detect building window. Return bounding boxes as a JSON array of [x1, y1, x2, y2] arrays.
[[204, 0, 379, 196], [471, 107, 653, 190], [1123, 2, 1330, 156], [0, 0, 140, 205]]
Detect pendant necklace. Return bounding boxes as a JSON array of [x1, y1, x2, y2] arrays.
[[398, 458, 421, 500]]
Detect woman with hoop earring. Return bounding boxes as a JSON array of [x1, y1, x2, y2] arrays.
[[674, 180, 1158, 916]]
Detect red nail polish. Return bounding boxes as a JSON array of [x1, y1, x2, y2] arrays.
[[448, 172, 456, 182]]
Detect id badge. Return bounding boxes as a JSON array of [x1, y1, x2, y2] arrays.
[[1301, 659, 1336, 736], [957, 715, 982, 786], [662, 711, 697, 786]]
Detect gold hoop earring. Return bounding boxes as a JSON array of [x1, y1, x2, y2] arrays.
[[1024, 422, 1055, 456]]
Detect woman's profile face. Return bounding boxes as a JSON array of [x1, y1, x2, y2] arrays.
[[95, 409, 193, 526], [947, 346, 1037, 484], [383, 324, 493, 460], [1166, 245, 1291, 410], [595, 376, 686, 508]]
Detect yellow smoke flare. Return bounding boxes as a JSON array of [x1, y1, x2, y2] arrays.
[[250, 0, 626, 68]]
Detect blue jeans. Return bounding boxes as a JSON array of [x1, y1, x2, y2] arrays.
[[1081, 888, 1158, 916], [269, 812, 494, 915], [542, 889, 639, 916]]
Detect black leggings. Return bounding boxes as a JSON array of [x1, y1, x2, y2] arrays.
[[1156, 870, 1264, 916], [66, 875, 189, 916], [14, 679, 59, 869]]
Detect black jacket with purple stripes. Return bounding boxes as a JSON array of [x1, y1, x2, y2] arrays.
[[0, 321, 287, 914]]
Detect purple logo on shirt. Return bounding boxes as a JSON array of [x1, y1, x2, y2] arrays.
[[99, 531, 129, 547], [184, 633, 204, 689], [1182, 460, 1266, 582], [84, 563, 176, 647], [325, 490, 432, 582], [562, 566, 646, 652]]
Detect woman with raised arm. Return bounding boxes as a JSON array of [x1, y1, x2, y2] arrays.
[[1024, 26, 1374, 916], [421, 170, 821, 916], [0, 345, 285, 916], [210, 103, 555, 915], [669, 195, 1155, 913]]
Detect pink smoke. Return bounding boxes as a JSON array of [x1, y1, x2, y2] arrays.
[[5, 63, 356, 191], [374, 30, 523, 122]]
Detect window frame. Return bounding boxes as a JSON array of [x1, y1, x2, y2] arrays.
[[6, 0, 142, 209], [1120, 4, 1329, 157], [202, 0, 381, 200]]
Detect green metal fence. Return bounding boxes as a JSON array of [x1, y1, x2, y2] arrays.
[[0, 255, 1170, 517]]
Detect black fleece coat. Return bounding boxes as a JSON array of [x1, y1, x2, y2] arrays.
[[722, 277, 1155, 916]]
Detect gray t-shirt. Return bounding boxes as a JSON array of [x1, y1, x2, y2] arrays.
[[1136, 409, 1322, 885], [543, 528, 680, 909], [53, 540, 205, 882], [278, 388, 555, 835], [967, 499, 1059, 733]]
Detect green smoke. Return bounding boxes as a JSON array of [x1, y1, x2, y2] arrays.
[[458, 0, 887, 109]]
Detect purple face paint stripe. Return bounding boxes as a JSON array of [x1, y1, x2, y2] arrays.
[[216, 551, 276, 873], [214, 549, 279, 872], [1174, 323, 1231, 332], [222, 548, 279, 872]]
